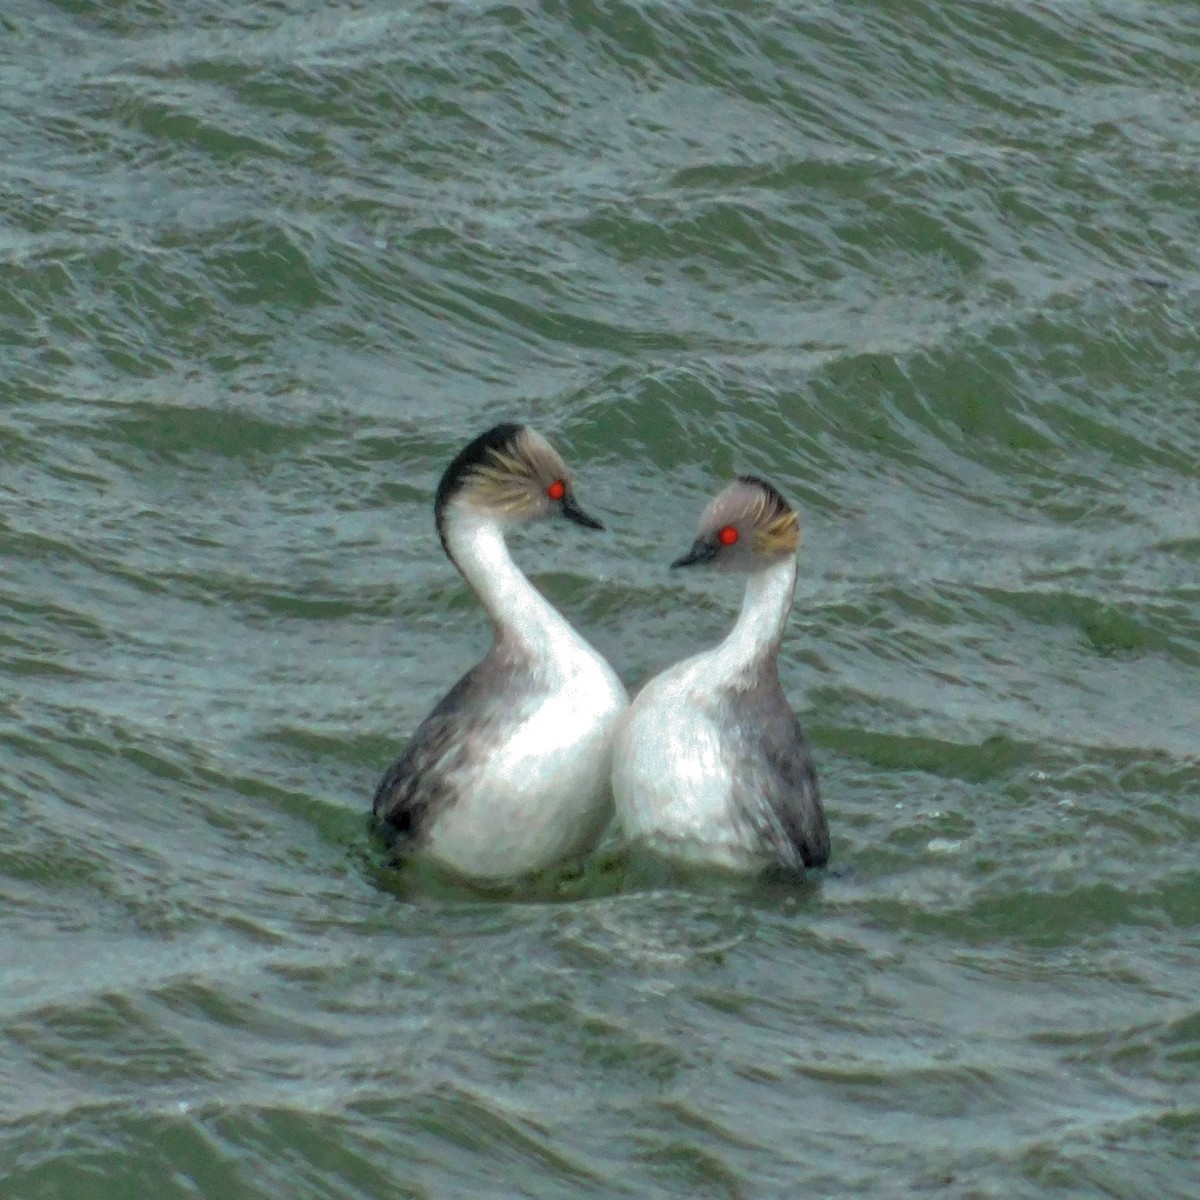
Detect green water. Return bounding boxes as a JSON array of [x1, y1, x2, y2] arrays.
[[2, 1, 1199, 1196]]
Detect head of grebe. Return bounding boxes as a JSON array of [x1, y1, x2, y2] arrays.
[[670, 475, 802, 678]]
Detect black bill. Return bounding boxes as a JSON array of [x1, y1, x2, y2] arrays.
[[561, 492, 605, 531], [670, 537, 718, 569]]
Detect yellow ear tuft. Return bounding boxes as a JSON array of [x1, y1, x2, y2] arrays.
[[468, 458, 540, 516], [459, 428, 565, 518], [752, 509, 801, 555]]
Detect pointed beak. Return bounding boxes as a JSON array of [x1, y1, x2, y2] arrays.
[[561, 492, 605, 531], [670, 537, 718, 569]]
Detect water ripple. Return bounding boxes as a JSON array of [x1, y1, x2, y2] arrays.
[[4, 1, 1200, 1196]]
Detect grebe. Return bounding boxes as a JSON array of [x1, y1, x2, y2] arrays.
[[611, 476, 828, 874], [372, 424, 628, 882]]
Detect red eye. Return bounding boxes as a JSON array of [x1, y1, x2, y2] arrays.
[[547, 480, 567, 501], [717, 525, 739, 546]]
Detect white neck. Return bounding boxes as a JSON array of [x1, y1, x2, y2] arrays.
[[708, 554, 797, 682], [442, 507, 582, 658]]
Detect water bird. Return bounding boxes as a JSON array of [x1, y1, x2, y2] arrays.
[[611, 476, 829, 874], [372, 424, 628, 882]]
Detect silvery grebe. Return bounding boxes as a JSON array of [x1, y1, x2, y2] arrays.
[[372, 424, 628, 882], [611, 476, 828, 874]]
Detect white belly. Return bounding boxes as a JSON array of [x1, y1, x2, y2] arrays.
[[426, 661, 627, 881], [611, 670, 760, 869]]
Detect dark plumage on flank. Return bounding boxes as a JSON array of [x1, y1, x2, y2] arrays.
[[720, 662, 828, 872], [371, 642, 535, 849]]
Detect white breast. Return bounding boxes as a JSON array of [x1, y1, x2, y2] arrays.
[[426, 649, 627, 881], [611, 662, 760, 869]]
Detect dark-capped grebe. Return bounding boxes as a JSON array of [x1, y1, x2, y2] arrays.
[[372, 424, 628, 882], [611, 476, 828, 874]]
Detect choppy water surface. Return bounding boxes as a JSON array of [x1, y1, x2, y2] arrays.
[[3, 1, 1199, 1196]]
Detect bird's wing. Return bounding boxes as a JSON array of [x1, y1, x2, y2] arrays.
[[729, 674, 829, 871], [371, 644, 531, 848]]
